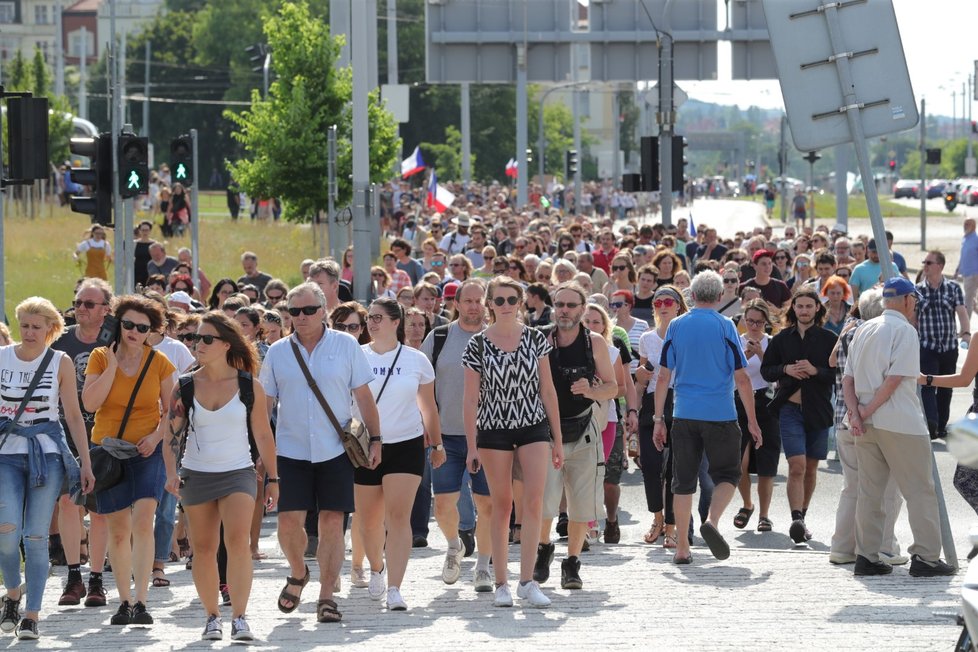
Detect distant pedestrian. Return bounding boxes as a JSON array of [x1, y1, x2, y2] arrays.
[[958, 219, 978, 317]]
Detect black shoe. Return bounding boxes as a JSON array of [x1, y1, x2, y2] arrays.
[[412, 535, 428, 548], [111, 601, 133, 625], [555, 513, 569, 539], [560, 557, 583, 590], [1, 596, 21, 633], [603, 519, 620, 544], [15, 617, 38, 640], [532, 542, 555, 583], [459, 528, 476, 558], [131, 601, 153, 625], [789, 519, 808, 544], [908, 554, 956, 577], [853, 555, 893, 576], [49, 536, 67, 567]]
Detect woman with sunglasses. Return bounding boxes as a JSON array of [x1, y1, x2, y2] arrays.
[[74, 225, 113, 280], [732, 299, 781, 534], [354, 298, 444, 612], [609, 290, 648, 376], [787, 253, 814, 290], [163, 312, 279, 641], [462, 277, 562, 609], [505, 257, 530, 284], [555, 235, 576, 259], [208, 279, 239, 311], [262, 280, 289, 310], [370, 267, 397, 299], [448, 254, 473, 283], [330, 302, 371, 345], [772, 249, 793, 280], [718, 270, 744, 318], [635, 286, 687, 548], [475, 246, 497, 279], [82, 295, 176, 626], [602, 255, 636, 298]]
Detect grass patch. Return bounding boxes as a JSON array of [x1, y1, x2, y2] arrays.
[[737, 193, 944, 219]]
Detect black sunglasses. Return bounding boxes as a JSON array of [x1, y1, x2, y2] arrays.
[[121, 319, 151, 334], [266, 294, 284, 302], [492, 296, 519, 306], [288, 305, 321, 317], [73, 300, 106, 309], [332, 322, 362, 333], [186, 333, 223, 345], [612, 265, 628, 271], [177, 333, 197, 343]]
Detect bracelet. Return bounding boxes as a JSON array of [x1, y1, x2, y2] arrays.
[[369, 436, 382, 443], [652, 415, 664, 423], [627, 409, 638, 415], [266, 478, 280, 484]]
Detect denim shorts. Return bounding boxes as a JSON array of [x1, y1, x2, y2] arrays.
[[431, 435, 490, 496], [779, 403, 829, 460], [93, 442, 166, 514]]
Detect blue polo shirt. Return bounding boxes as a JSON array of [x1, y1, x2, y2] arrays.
[[660, 308, 746, 421]]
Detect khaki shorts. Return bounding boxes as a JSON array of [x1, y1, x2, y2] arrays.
[[543, 413, 603, 523]]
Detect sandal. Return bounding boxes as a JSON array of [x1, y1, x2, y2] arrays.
[[278, 565, 310, 614], [251, 551, 268, 561], [673, 552, 693, 565], [643, 520, 665, 544], [151, 568, 170, 588], [510, 524, 521, 545], [177, 537, 191, 559], [733, 506, 755, 529], [663, 534, 677, 549], [317, 598, 342, 623], [757, 516, 773, 532]]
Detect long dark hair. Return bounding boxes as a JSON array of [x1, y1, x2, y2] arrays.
[[330, 301, 371, 345], [199, 311, 259, 375], [208, 278, 239, 309], [370, 296, 406, 344], [783, 285, 827, 328], [235, 306, 264, 341]]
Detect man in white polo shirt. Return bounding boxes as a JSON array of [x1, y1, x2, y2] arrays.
[[843, 277, 955, 578]]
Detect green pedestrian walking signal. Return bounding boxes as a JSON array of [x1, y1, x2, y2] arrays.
[[170, 135, 194, 187], [128, 170, 141, 190], [117, 131, 149, 199], [175, 163, 188, 181]]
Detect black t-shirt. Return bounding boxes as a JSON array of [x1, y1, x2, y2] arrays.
[[51, 325, 98, 440], [547, 326, 596, 418], [134, 240, 154, 286]]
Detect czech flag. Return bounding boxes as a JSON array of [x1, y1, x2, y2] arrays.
[[505, 158, 518, 178], [401, 146, 426, 179], [688, 213, 696, 238], [426, 169, 456, 212]]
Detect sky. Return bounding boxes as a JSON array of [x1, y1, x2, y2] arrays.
[[680, 0, 976, 122]]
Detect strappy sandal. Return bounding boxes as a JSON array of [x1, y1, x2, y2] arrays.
[[317, 598, 342, 623], [151, 568, 170, 588], [177, 537, 191, 559], [643, 520, 665, 544], [277, 565, 310, 614], [663, 531, 678, 549], [733, 506, 755, 529], [757, 516, 774, 532]]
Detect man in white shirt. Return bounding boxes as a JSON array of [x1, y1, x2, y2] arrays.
[[439, 213, 471, 255]]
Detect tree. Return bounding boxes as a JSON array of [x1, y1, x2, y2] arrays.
[[420, 125, 470, 180], [226, 1, 399, 220]]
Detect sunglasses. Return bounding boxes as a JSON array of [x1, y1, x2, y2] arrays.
[[492, 296, 519, 306], [450, 263, 464, 268], [432, 261, 445, 267], [554, 301, 581, 309], [612, 265, 628, 272], [186, 333, 223, 345], [609, 301, 625, 309], [371, 273, 386, 278], [484, 256, 495, 261], [922, 260, 936, 266], [653, 298, 676, 308], [366, 314, 386, 323], [288, 305, 321, 316], [266, 294, 283, 302], [332, 322, 362, 333], [177, 333, 197, 343], [774, 256, 788, 261], [723, 278, 740, 284], [73, 299, 106, 309], [121, 319, 151, 334]]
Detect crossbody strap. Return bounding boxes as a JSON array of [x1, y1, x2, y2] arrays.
[[289, 339, 346, 438], [11, 348, 56, 426], [117, 349, 156, 439], [373, 345, 403, 404]]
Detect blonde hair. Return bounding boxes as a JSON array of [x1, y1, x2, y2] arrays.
[[585, 304, 613, 342], [0, 323, 12, 345], [16, 297, 65, 346], [486, 277, 525, 324]]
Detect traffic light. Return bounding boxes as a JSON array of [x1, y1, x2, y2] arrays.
[[118, 131, 149, 199], [69, 133, 112, 226], [926, 148, 942, 165], [640, 136, 659, 192], [170, 135, 193, 187], [565, 149, 579, 176], [671, 135, 688, 192], [888, 159, 896, 171], [525, 147, 533, 164], [6, 96, 49, 181], [245, 44, 267, 73]]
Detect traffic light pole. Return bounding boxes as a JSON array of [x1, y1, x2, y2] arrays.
[[110, 0, 123, 295], [658, 31, 674, 227], [191, 129, 200, 292], [0, 120, 5, 322], [351, 0, 372, 304]]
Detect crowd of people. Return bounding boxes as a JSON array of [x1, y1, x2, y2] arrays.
[[2, 187, 976, 641]]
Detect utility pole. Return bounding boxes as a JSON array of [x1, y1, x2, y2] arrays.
[[191, 128, 200, 290], [461, 83, 471, 188], [387, 0, 400, 163], [110, 0, 123, 295], [920, 99, 927, 251], [142, 40, 150, 137], [351, 0, 372, 303], [573, 90, 582, 209], [612, 88, 621, 190], [54, 1, 65, 97], [326, 125, 338, 259], [516, 44, 528, 207], [78, 26, 88, 119], [658, 31, 675, 227], [779, 114, 787, 224]]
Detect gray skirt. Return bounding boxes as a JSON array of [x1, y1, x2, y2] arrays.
[[179, 466, 258, 506]]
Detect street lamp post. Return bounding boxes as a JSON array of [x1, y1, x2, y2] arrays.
[[537, 81, 590, 185]]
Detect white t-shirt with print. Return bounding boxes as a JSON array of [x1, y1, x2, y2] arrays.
[[355, 344, 435, 444]]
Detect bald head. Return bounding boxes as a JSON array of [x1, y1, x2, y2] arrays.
[[966, 218, 976, 234]]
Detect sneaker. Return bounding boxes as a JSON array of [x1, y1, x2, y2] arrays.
[[110, 601, 132, 626], [493, 583, 513, 608], [442, 542, 464, 584], [560, 557, 583, 590], [131, 601, 153, 625], [516, 580, 551, 608], [15, 617, 38, 640], [789, 519, 808, 544], [386, 587, 408, 611], [603, 519, 621, 544], [459, 528, 476, 558], [59, 578, 87, 606], [231, 615, 253, 642], [304, 535, 318, 559], [412, 535, 428, 548], [474, 568, 493, 593], [853, 555, 893, 576], [351, 567, 369, 588], [84, 577, 107, 607], [556, 513, 569, 539], [880, 551, 910, 566], [220, 584, 232, 606], [908, 554, 957, 577], [368, 566, 386, 601], [201, 614, 223, 640], [1, 596, 20, 633], [829, 552, 857, 565], [532, 542, 555, 583]]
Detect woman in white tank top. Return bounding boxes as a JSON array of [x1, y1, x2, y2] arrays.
[[162, 312, 278, 642]]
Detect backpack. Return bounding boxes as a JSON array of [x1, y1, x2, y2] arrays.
[[430, 324, 452, 371], [178, 369, 257, 459]]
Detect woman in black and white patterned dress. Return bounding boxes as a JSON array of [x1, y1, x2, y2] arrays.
[[462, 277, 563, 610]]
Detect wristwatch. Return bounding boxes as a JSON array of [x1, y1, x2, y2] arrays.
[[652, 415, 665, 423], [369, 436, 383, 444], [267, 478, 280, 484], [430, 443, 445, 452], [926, 375, 934, 387]]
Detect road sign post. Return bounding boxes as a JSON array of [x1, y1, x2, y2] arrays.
[[191, 129, 200, 293]]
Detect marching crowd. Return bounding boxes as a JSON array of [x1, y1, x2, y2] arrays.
[[2, 187, 977, 642]]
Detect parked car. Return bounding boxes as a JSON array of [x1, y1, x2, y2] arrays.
[[927, 180, 947, 199], [893, 179, 919, 198]]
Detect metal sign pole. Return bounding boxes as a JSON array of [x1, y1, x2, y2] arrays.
[[110, 0, 123, 295], [658, 33, 674, 227], [351, 0, 372, 304], [190, 129, 200, 292], [920, 99, 927, 252], [0, 125, 6, 323], [327, 125, 338, 260]]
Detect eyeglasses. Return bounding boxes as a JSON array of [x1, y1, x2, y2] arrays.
[[186, 333, 223, 345], [653, 298, 676, 308], [723, 278, 740, 284], [288, 305, 321, 316], [609, 301, 625, 309], [492, 296, 519, 306], [744, 318, 766, 327], [922, 260, 936, 266], [612, 265, 628, 272], [432, 261, 445, 267], [332, 322, 362, 333], [774, 256, 788, 261], [484, 256, 495, 261], [73, 299, 106, 309], [508, 265, 520, 271], [266, 293, 283, 302], [554, 301, 581, 309], [366, 314, 386, 323], [121, 319, 151, 334]]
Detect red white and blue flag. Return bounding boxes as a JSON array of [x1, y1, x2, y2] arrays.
[[505, 158, 518, 178], [401, 146, 426, 179], [426, 169, 455, 212]]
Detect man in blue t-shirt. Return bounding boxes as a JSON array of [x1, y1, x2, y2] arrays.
[[652, 270, 762, 565]]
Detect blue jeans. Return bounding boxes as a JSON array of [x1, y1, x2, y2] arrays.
[[154, 490, 178, 563], [0, 453, 65, 613]]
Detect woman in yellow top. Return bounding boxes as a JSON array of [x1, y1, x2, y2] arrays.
[[74, 226, 113, 280], [83, 295, 175, 627]]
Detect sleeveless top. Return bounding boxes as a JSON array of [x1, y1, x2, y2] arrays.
[[0, 345, 65, 455], [181, 392, 254, 473], [551, 326, 595, 417]]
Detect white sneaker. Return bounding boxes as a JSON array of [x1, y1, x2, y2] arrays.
[[881, 551, 910, 566], [828, 552, 857, 565], [368, 566, 386, 601], [442, 542, 464, 584], [473, 568, 493, 593], [351, 567, 369, 588], [386, 586, 408, 611], [516, 580, 551, 608], [493, 583, 513, 608]]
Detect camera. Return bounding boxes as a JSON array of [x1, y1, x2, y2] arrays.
[[560, 365, 592, 385]]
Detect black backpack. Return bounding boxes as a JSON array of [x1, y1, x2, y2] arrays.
[[178, 369, 258, 460]]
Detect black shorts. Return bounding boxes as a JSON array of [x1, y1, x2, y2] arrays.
[[736, 389, 782, 477], [477, 421, 552, 451], [670, 418, 743, 495], [277, 454, 355, 513], [354, 436, 425, 486]]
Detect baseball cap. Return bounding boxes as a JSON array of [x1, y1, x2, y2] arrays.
[[443, 282, 460, 299], [881, 277, 919, 299], [168, 290, 192, 306], [751, 249, 774, 263]]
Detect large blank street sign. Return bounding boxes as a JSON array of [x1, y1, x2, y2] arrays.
[[761, 0, 918, 151]]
